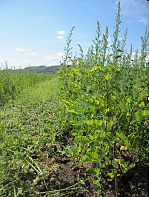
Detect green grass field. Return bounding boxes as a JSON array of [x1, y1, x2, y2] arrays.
[[0, 75, 69, 196]]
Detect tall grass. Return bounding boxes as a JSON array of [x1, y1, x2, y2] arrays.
[[0, 63, 55, 106]]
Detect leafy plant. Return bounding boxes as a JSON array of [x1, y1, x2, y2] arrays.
[[59, 1, 149, 196]]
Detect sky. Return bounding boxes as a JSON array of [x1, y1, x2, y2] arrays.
[[0, 0, 148, 69]]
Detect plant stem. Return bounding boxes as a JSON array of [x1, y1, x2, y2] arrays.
[[113, 142, 119, 197], [115, 173, 118, 197]]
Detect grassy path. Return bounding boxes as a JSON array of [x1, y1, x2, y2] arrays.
[[0, 75, 66, 196]]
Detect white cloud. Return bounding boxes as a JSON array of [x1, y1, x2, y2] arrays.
[[25, 52, 36, 55], [115, 0, 148, 25], [57, 31, 66, 35], [15, 48, 25, 52], [131, 51, 141, 58], [57, 36, 63, 39], [107, 44, 113, 47], [146, 55, 149, 62], [131, 52, 149, 63], [43, 52, 63, 61], [30, 52, 36, 55], [107, 36, 110, 41], [138, 19, 148, 26]]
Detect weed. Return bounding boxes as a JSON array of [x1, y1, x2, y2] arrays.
[[59, 1, 149, 196]]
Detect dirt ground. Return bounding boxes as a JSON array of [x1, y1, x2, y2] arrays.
[[34, 131, 148, 197], [21, 130, 148, 197], [35, 156, 148, 197]]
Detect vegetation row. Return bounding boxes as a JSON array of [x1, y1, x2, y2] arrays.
[[58, 1, 149, 196], [0, 63, 57, 106]]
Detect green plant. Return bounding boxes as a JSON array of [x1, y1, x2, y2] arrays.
[[59, 1, 149, 196]]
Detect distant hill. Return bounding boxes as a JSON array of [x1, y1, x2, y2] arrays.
[[23, 65, 60, 74], [3, 65, 61, 74]]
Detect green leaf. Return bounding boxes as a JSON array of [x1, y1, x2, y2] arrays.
[[89, 135, 94, 141], [90, 66, 98, 72], [80, 180, 85, 185], [107, 120, 114, 130], [102, 120, 106, 130], [62, 99, 73, 106], [117, 49, 124, 52], [74, 137, 80, 143], [127, 97, 131, 104], [94, 169, 100, 174], [115, 55, 121, 59], [139, 102, 145, 107], [92, 179, 99, 185], [98, 120, 102, 126], [129, 134, 135, 146], [106, 132, 114, 141], [138, 109, 146, 116], [135, 112, 140, 121], [112, 159, 118, 169], [71, 132, 77, 136], [67, 110, 78, 115], [81, 154, 87, 162], [84, 110, 92, 115], [146, 109, 149, 115], [87, 152, 96, 160], [96, 99, 99, 105], [116, 132, 126, 141], [70, 120, 78, 124], [93, 152, 99, 159], [107, 172, 114, 179], [88, 168, 96, 174], [86, 119, 93, 126], [105, 156, 110, 165], [104, 73, 112, 80]]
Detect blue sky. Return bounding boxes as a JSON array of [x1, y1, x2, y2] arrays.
[[0, 0, 148, 69]]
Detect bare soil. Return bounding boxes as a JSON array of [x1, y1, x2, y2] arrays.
[[21, 129, 148, 197]]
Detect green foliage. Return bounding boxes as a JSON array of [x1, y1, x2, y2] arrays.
[[59, 1, 149, 195], [0, 63, 56, 105]]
